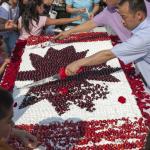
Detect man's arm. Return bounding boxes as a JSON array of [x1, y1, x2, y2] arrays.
[[55, 9, 107, 40], [66, 50, 116, 76], [55, 20, 97, 39]]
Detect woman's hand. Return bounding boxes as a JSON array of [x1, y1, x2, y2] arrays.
[[78, 8, 86, 14], [74, 15, 82, 21], [54, 30, 71, 40]]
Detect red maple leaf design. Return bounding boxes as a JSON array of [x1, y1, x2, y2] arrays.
[[17, 46, 120, 115]]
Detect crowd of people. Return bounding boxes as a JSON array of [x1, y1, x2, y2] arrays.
[[0, 0, 105, 75], [0, 0, 150, 149]]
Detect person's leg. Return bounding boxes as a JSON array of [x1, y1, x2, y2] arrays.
[[0, 37, 8, 63], [7, 31, 19, 55], [3, 37, 10, 56]]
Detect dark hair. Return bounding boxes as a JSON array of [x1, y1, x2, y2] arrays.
[[21, 0, 43, 33], [19, 0, 28, 16], [0, 0, 9, 5], [0, 87, 13, 120], [119, 0, 147, 15]]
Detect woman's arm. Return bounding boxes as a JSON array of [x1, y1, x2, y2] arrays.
[[45, 15, 82, 26], [55, 20, 97, 39], [66, 5, 86, 14], [92, 4, 100, 15], [89, 4, 100, 19]]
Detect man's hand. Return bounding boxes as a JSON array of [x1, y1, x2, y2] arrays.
[[54, 31, 71, 40], [65, 59, 83, 76], [12, 128, 39, 149]]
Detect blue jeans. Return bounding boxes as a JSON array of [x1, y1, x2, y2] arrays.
[[4, 31, 19, 56]]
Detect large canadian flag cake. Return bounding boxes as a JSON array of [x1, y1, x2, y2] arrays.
[[1, 32, 150, 150]]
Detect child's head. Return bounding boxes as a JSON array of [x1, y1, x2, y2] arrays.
[[43, 0, 53, 6], [0, 87, 14, 141], [10, 0, 18, 7], [23, 0, 44, 15], [22, 0, 28, 4], [22, 0, 45, 33]]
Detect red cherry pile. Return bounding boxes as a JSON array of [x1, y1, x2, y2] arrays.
[[0, 40, 27, 90], [58, 87, 69, 95], [17, 46, 120, 115], [27, 32, 110, 46], [17, 46, 87, 81], [8, 117, 148, 149]]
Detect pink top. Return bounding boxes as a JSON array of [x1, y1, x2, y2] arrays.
[[19, 16, 47, 40]]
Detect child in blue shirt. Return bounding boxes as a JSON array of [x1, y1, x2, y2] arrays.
[[66, 0, 100, 24]]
